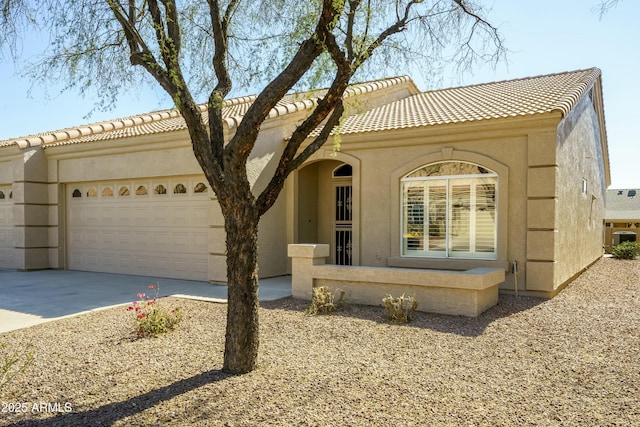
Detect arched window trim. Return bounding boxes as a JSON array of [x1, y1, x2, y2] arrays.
[[401, 161, 498, 260]]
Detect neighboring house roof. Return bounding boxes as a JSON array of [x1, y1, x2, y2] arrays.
[[0, 76, 414, 149], [334, 68, 602, 135], [605, 189, 640, 221]]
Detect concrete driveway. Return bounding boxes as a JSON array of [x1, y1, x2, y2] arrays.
[[0, 269, 291, 333]]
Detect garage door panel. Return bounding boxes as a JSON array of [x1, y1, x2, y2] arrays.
[[101, 254, 116, 269], [191, 206, 209, 224], [67, 179, 211, 281], [169, 206, 186, 223], [192, 232, 209, 251], [102, 231, 116, 245], [86, 232, 100, 245], [86, 206, 100, 222], [101, 206, 118, 224], [117, 255, 132, 270], [117, 231, 131, 246]]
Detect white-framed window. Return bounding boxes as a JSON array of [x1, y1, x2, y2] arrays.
[[401, 161, 497, 259]]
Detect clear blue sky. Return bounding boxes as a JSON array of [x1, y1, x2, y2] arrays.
[[0, 1, 637, 189]]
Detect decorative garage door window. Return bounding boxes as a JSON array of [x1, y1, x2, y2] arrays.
[[401, 161, 497, 259]]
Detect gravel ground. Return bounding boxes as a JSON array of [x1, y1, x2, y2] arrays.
[[1, 257, 639, 426]]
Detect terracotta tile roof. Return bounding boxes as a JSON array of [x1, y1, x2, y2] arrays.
[[334, 68, 601, 135], [0, 76, 413, 149]]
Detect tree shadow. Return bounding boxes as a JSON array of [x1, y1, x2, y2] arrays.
[[6, 369, 231, 427], [260, 294, 546, 337]]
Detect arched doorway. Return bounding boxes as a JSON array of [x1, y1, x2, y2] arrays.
[[296, 159, 356, 265]]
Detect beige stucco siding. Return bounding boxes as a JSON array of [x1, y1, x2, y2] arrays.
[[552, 92, 606, 290], [37, 121, 297, 282], [295, 118, 561, 292], [0, 159, 13, 183]]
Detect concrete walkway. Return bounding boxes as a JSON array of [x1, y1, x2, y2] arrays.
[[0, 269, 291, 333]]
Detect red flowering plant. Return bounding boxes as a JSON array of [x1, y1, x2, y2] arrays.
[[127, 283, 183, 337]]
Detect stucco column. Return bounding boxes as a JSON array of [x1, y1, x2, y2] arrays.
[[526, 132, 558, 293], [288, 244, 329, 299], [13, 147, 50, 270]]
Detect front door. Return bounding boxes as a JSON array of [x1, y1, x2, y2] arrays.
[[334, 183, 353, 265]]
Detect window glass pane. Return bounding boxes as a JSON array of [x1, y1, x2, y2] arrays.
[[426, 185, 447, 253], [403, 184, 424, 252], [449, 184, 470, 254], [407, 162, 492, 178], [475, 183, 496, 253], [333, 164, 352, 177], [194, 182, 208, 193]]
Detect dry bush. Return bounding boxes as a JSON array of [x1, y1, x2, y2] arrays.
[[305, 286, 345, 315], [382, 294, 418, 323]]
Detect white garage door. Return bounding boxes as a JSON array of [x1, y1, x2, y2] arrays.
[[0, 186, 14, 269], [67, 177, 211, 281]]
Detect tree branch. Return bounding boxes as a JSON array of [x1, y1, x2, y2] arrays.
[[223, 0, 346, 171]]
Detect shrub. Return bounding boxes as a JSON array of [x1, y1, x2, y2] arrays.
[[127, 284, 183, 337], [1, 341, 34, 390], [382, 294, 418, 323], [611, 241, 640, 260], [305, 286, 345, 315]]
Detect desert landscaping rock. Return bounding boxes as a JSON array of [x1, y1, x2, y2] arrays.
[[1, 257, 638, 426]]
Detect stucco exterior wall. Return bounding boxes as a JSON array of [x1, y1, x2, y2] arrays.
[[290, 94, 607, 296], [552, 91, 606, 291], [0, 158, 13, 184], [0, 154, 17, 269], [295, 118, 552, 291], [43, 126, 292, 282]]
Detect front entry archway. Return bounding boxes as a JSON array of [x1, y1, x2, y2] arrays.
[[295, 157, 359, 265]]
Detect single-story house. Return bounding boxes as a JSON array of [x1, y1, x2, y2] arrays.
[[0, 67, 609, 306], [604, 188, 640, 252]]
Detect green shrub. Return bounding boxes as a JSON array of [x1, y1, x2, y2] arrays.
[[1, 341, 34, 390], [611, 241, 640, 260], [382, 294, 418, 323], [305, 286, 345, 315]]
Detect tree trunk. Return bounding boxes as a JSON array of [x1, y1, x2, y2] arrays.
[[222, 198, 260, 375]]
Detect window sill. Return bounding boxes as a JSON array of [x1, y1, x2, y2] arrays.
[[388, 256, 509, 272]]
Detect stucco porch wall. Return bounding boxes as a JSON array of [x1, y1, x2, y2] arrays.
[[289, 244, 505, 317]]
